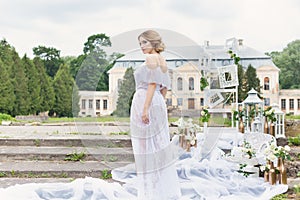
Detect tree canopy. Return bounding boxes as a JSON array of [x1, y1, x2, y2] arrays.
[[267, 40, 300, 89], [113, 67, 135, 117]]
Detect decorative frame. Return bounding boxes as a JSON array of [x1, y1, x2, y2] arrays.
[[217, 64, 239, 88]]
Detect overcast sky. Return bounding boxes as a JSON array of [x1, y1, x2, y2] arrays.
[[1, 0, 300, 57]]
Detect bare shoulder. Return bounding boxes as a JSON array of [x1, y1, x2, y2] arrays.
[[145, 54, 167, 72]]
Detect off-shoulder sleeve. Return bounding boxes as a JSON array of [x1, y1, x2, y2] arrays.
[[145, 65, 171, 90]]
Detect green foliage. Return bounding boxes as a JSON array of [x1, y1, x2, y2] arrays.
[[109, 131, 129, 135], [33, 45, 63, 78], [0, 113, 13, 121], [0, 59, 14, 114], [100, 169, 112, 179], [113, 67, 135, 117], [200, 108, 210, 123], [288, 135, 300, 146], [11, 51, 30, 116], [245, 64, 261, 94], [52, 64, 80, 117], [270, 193, 287, 200], [22, 55, 41, 115], [75, 51, 108, 91], [64, 151, 86, 162], [0, 172, 7, 177], [268, 40, 300, 89], [83, 33, 111, 54], [33, 57, 55, 113]]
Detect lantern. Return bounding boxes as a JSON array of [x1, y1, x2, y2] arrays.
[[271, 103, 285, 138], [251, 117, 263, 133], [242, 88, 264, 132]]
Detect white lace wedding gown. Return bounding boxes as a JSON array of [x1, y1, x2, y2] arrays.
[[129, 61, 181, 199]]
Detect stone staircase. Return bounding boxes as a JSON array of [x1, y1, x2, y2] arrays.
[[0, 135, 134, 187]]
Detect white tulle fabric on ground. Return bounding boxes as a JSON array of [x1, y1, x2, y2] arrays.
[[0, 133, 288, 200]]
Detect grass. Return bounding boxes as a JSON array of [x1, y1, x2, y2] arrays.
[[271, 193, 288, 200], [286, 115, 300, 120], [100, 169, 112, 179], [44, 116, 130, 123], [64, 151, 86, 162], [288, 135, 300, 146]]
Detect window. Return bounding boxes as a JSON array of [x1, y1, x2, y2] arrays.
[[298, 99, 300, 110], [88, 99, 93, 109], [177, 77, 183, 91], [103, 100, 108, 110], [175, 60, 183, 67], [166, 98, 172, 106], [290, 99, 294, 109], [200, 98, 204, 106], [189, 77, 194, 90], [281, 99, 286, 110], [96, 100, 100, 110], [81, 99, 86, 109], [177, 98, 183, 106], [264, 98, 270, 106], [188, 98, 195, 109], [264, 77, 270, 90]]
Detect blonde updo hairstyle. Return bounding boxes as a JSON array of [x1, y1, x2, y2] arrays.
[[138, 30, 165, 53]]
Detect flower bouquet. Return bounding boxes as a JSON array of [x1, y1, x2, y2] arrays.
[[174, 117, 201, 152]]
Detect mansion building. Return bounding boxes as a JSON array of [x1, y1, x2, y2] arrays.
[[78, 38, 300, 117]]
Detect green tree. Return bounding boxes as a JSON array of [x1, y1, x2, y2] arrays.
[[52, 64, 80, 117], [245, 64, 261, 93], [83, 33, 111, 54], [22, 55, 41, 114], [33, 46, 63, 78], [96, 52, 124, 91], [0, 59, 14, 114], [33, 57, 55, 113], [114, 67, 135, 117], [11, 52, 29, 115], [268, 40, 300, 89]]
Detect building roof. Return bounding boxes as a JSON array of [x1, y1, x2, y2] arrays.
[[114, 38, 277, 70]]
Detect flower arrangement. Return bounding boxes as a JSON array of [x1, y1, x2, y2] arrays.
[[263, 106, 276, 123], [224, 140, 258, 177], [241, 140, 256, 159], [260, 141, 291, 184], [200, 70, 209, 91], [174, 117, 201, 151], [263, 141, 291, 162], [200, 107, 210, 123], [233, 108, 245, 121]]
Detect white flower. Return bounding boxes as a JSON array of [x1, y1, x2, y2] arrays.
[[270, 143, 276, 151], [267, 153, 276, 162], [284, 145, 291, 152], [190, 139, 196, 146], [201, 111, 205, 116]]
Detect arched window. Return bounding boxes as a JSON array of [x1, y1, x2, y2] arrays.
[[189, 77, 194, 90], [177, 77, 183, 91], [264, 77, 270, 90]]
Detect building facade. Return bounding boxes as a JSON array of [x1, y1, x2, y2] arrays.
[[78, 38, 300, 117]]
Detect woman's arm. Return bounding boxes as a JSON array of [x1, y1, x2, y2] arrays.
[[142, 83, 156, 124], [160, 87, 167, 98]]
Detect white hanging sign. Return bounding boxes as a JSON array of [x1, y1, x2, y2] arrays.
[[217, 64, 239, 88]]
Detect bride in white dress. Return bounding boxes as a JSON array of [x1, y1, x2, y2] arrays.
[[130, 30, 181, 199]]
